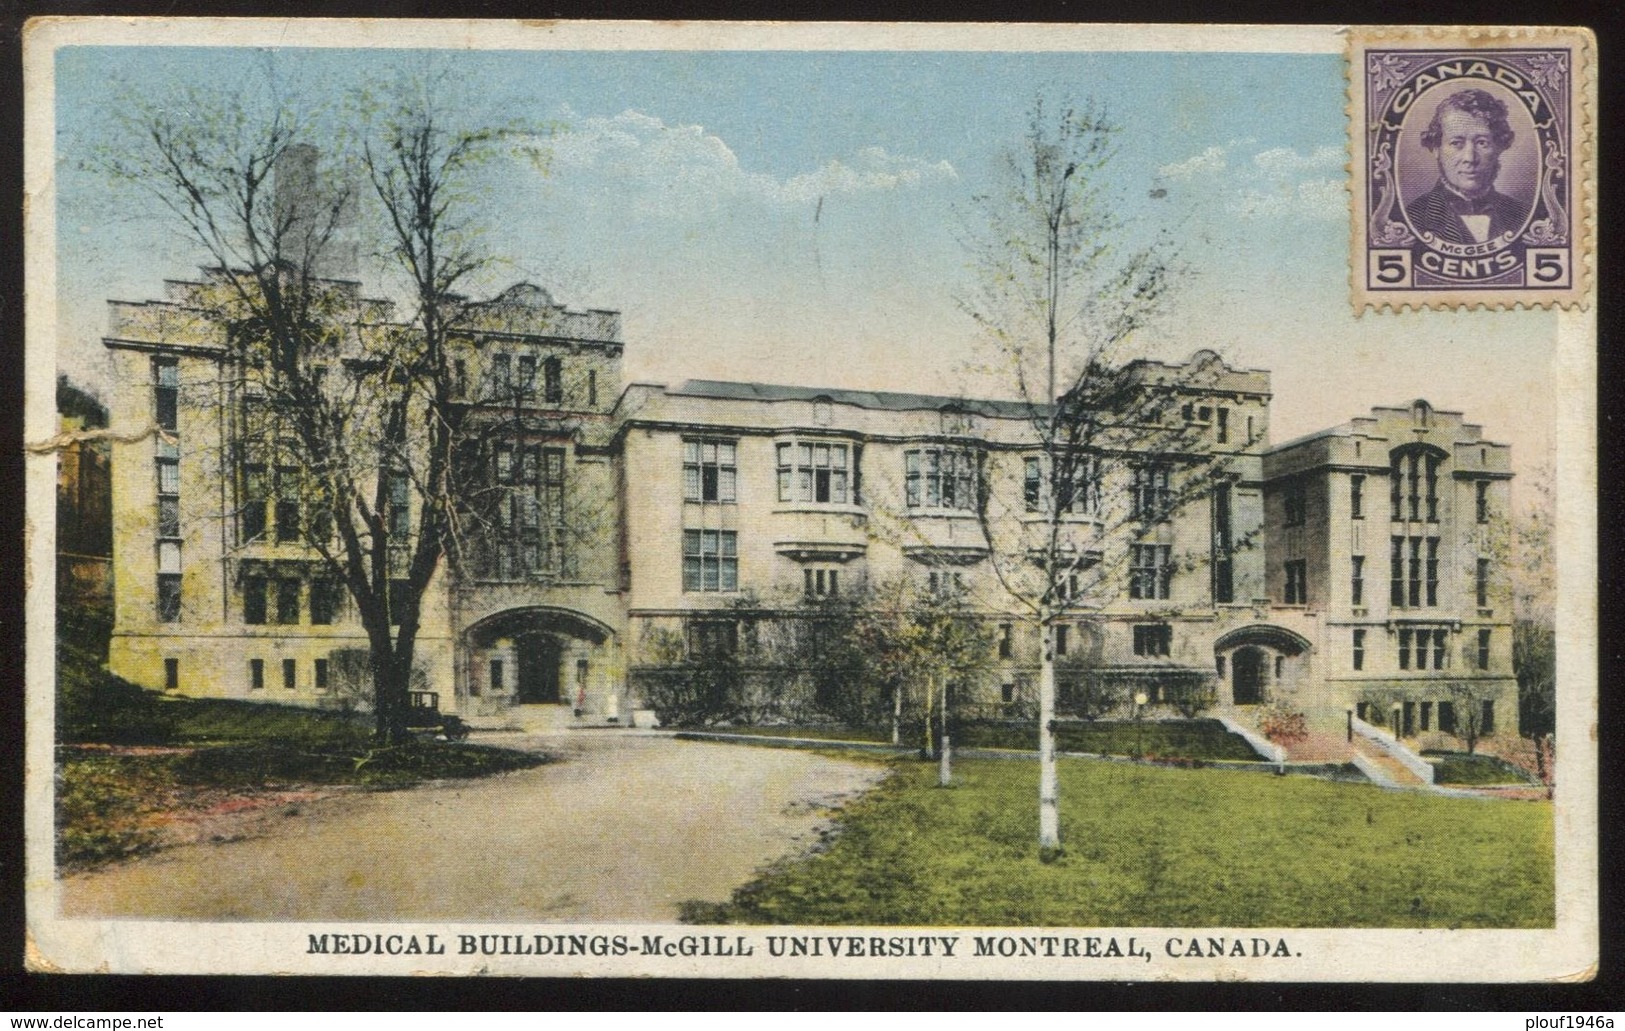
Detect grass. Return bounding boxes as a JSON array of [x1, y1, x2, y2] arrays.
[[708, 725, 893, 743], [686, 756, 1555, 928], [1423, 750, 1538, 786]]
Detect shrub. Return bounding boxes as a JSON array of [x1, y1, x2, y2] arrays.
[[1259, 706, 1309, 747]]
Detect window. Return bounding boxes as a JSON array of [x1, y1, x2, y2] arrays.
[[1352, 628, 1366, 670], [1391, 449, 1441, 522], [275, 466, 301, 542], [1350, 475, 1365, 519], [277, 578, 301, 625], [1409, 537, 1423, 607], [310, 577, 342, 625], [1476, 481, 1491, 523], [1478, 628, 1492, 670], [904, 448, 977, 511], [1054, 624, 1069, 657], [1438, 701, 1457, 734], [489, 353, 511, 397], [1132, 624, 1172, 657], [1130, 464, 1171, 520], [155, 450, 181, 496], [926, 570, 965, 596], [241, 463, 267, 540], [1477, 558, 1491, 608], [998, 623, 1012, 660], [249, 658, 265, 691], [158, 495, 181, 539], [687, 620, 738, 661], [1216, 407, 1229, 444], [490, 659, 505, 693], [153, 359, 179, 431], [243, 575, 267, 624], [684, 440, 737, 503], [1024, 458, 1042, 512], [1129, 543, 1172, 600], [517, 354, 537, 396], [314, 658, 330, 693], [588, 370, 597, 408], [1481, 700, 1496, 736], [1420, 701, 1432, 731], [283, 658, 297, 691], [1213, 483, 1234, 603], [1283, 559, 1307, 605], [543, 356, 563, 404], [491, 445, 567, 578], [682, 529, 738, 592], [1001, 682, 1015, 704], [387, 471, 411, 537], [157, 573, 182, 622], [1351, 555, 1365, 607], [1398, 628, 1412, 670], [454, 359, 467, 398], [1432, 628, 1448, 669], [164, 658, 179, 692], [1282, 480, 1307, 526], [803, 567, 839, 598], [1425, 538, 1439, 607], [388, 578, 411, 624], [778, 442, 849, 504]]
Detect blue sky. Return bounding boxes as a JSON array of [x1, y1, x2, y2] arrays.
[[52, 44, 1557, 464]]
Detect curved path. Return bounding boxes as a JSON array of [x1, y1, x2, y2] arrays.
[[59, 733, 885, 922]]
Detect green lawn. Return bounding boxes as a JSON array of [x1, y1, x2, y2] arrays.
[[686, 756, 1554, 928], [703, 719, 1262, 762], [1424, 751, 1537, 786]]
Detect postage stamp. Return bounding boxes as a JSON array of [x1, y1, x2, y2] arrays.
[[1349, 27, 1594, 311], [21, 20, 1597, 981]]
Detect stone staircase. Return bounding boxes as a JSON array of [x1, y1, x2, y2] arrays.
[[1349, 736, 1431, 787]]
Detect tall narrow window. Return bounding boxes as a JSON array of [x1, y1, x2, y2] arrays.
[[1216, 407, 1229, 443], [1390, 459, 1403, 520], [1390, 536, 1405, 606], [1476, 481, 1491, 523], [153, 359, 179, 431], [1432, 628, 1448, 669], [314, 658, 330, 693], [241, 463, 267, 540], [1283, 559, 1307, 605], [1213, 482, 1234, 604], [249, 658, 265, 691], [156, 567, 182, 623], [283, 658, 297, 691], [490, 659, 505, 693], [1408, 536, 1423, 608], [310, 577, 341, 625], [1282, 479, 1307, 526], [1476, 558, 1491, 608], [489, 354, 511, 398], [517, 354, 537, 396], [543, 356, 563, 404], [387, 471, 411, 537], [998, 623, 1013, 660], [453, 359, 467, 398], [243, 575, 267, 625], [1478, 628, 1492, 670], [1024, 457, 1042, 512], [684, 440, 737, 503], [588, 369, 598, 407], [1425, 538, 1439, 606], [1351, 555, 1365, 607], [1130, 464, 1171, 520], [1350, 475, 1365, 519], [164, 658, 179, 692], [275, 466, 301, 542], [1425, 455, 1440, 522], [1398, 628, 1412, 670], [1352, 628, 1365, 671], [277, 578, 301, 625], [1481, 700, 1496, 736]]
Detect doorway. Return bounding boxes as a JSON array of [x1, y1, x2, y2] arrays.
[[1232, 646, 1267, 705], [516, 634, 562, 703]]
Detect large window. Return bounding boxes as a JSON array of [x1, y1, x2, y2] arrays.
[[1398, 627, 1449, 670], [904, 448, 977, 511], [1129, 543, 1172, 600], [310, 577, 342, 625], [1283, 559, 1307, 604], [1132, 624, 1172, 657], [277, 578, 301, 625], [1129, 464, 1171, 520], [682, 529, 738, 592], [778, 441, 850, 504], [491, 444, 567, 577], [243, 575, 267, 625], [153, 359, 179, 431], [684, 440, 737, 503], [1391, 535, 1438, 608], [1391, 449, 1441, 522]]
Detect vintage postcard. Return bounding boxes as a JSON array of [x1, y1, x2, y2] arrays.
[[22, 20, 1597, 980]]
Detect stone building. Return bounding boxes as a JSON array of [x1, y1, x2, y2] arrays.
[[94, 274, 1516, 743]]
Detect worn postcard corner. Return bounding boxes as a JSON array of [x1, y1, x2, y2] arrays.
[[23, 18, 1597, 981]]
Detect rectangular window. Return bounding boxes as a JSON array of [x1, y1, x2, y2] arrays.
[[1478, 628, 1492, 670], [1129, 544, 1172, 601], [543, 357, 562, 404], [1216, 407, 1229, 444], [314, 658, 330, 693], [803, 567, 839, 598], [1433, 628, 1448, 669], [1408, 537, 1423, 608], [277, 578, 301, 625], [1350, 475, 1364, 519], [1213, 482, 1234, 604], [1130, 464, 1171, 520], [682, 529, 738, 592], [1132, 624, 1172, 657], [241, 463, 267, 540], [1283, 480, 1306, 526], [1477, 558, 1491, 608], [777, 442, 849, 504], [1024, 458, 1042, 512], [1054, 624, 1069, 657], [684, 440, 738, 503], [275, 466, 301, 542], [153, 359, 179, 431], [157, 573, 182, 622], [1390, 460, 1403, 521], [1390, 536, 1405, 607], [1481, 700, 1496, 736], [1283, 559, 1307, 605], [1425, 456, 1440, 522], [489, 353, 511, 397], [588, 370, 597, 407], [1398, 628, 1412, 670], [1438, 701, 1456, 734], [490, 659, 505, 693], [1420, 701, 1432, 731], [164, 658, 179, 692], [1352, 628, 1365, 671], [283, 658, 297, 691], [310, 577, 341, 625], [1425, 538, 1439, 607], [517, 354, 537, 395], [903, 448, 977, 511], [998, 623, 1013, 660], [157, 495, 181, 539], [243, 575, 267, 625], [249, 658, 265, 691], [387, 471, 411, 537], [1351, 555, 1365, 606], [1476, 481, 1491, 523]]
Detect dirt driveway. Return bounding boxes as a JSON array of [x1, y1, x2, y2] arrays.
[[58, 733, 886, 922]]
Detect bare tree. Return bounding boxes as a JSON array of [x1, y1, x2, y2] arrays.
[[97, 77, 545, 740], [956, 97, 1229, 853]]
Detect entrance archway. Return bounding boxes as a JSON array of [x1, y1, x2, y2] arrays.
[[1232, 646, 1268, 705], [464, 606, 616, 711]]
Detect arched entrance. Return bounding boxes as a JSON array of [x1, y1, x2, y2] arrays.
[[1232, 647, 1267, 705], [464, 606, 617, 713], [515, 633, 564, 703]]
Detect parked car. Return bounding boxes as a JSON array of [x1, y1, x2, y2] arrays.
[[404, 690, 471, 741]]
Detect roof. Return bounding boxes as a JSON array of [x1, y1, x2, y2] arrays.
[[666, 379, 1046, 420]]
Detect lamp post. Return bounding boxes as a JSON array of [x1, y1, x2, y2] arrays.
[[1392, 702, 1403, 739], [1134, 691, 1149, 759]]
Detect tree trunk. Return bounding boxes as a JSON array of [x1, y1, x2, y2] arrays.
[[892, 682, 902, 746], [1038, 617, 1060, 851]]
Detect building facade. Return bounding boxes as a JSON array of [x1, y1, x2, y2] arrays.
[[96, 275, 1518, 742]]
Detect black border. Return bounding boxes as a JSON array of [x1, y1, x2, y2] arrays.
[[2, 0, 1619, 1012]]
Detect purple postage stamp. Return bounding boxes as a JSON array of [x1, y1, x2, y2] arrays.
[[1350, 28, 1593, 310]]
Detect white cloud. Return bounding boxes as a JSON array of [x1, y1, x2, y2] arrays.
[[1157, 145, 1227, 181], [1250, 144, 1345, 177], [1227, 177, 1347, 221], [543, 106, 957, 211], [1159, 140, 1345, 221]]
